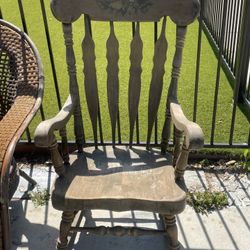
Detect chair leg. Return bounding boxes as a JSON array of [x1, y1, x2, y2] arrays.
[[0, 202, 11, 250], [57, 211, 75, 250], [164, 215, 180, 250]]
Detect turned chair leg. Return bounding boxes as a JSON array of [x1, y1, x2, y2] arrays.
[[164, 215, 180, 250], [57, 211, 75, 250]]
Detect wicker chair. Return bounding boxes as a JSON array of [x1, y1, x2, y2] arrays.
[[0, 20, 44, 249], [35, 0, 204, 249]]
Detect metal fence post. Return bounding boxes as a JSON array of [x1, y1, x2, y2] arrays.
[[237, 0, 250, 105]]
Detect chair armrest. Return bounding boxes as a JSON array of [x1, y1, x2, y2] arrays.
[[0, 94, 42, 190], [170, 100, 204, 150], [34, 95, 75, 148]]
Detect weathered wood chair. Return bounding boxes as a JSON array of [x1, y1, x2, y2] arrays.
[[34, 0, 204, 249], [0, 20, 44, 249]]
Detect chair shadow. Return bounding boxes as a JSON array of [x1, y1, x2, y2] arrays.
[[10, 200, 58, 250], [68, 209, 185, 250]]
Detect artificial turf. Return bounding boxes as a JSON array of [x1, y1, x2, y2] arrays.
[[1, 1, 249, 145]]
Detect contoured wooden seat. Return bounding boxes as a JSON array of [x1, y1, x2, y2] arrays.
[[34, 0, 204, 249], [52, 146, 186, 214]]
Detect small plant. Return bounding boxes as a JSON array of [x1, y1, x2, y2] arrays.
[[242, 149, 250, 172], [28, 187, 50, 207], [232, 149, 250, 172], [187, 191, 228, 215], [200, 158, 210, 167]]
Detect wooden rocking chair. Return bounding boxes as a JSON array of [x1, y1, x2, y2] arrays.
[[0, 20, 44, 250], [34, 0, 204, 249]]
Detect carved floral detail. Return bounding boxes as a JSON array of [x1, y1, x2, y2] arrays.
[[97, 0, 152, 15]]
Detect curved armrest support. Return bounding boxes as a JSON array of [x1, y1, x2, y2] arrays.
[[34, 95, 75, 148], [170, 101, 204, 150]]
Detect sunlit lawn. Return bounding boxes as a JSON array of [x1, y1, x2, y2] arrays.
[[1, 1, 249, 145]]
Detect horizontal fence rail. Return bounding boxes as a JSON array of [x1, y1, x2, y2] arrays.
[[0, 0, 249, 149]]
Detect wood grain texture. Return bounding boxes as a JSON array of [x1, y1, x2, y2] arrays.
[[57, 211, 75, 249], [147, 17, 168, 147], [128, 22, 143, 145], [173, 127, 183, 166], [49, 140, 65, 176], [71, 226, 167, 236], [170, 101, 204, 149], [52, 146, 186, 214], [62, 23, 85, 150], [51, 0, 200, 26], [161, 26, 187, 154], [82, 15, 99, 146], [164, 215, 180, 250], [106, 22, 119, 146], [174, 139, 189, 180]]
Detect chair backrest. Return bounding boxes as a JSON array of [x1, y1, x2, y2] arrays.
[[51, 0, 200, 148], [0, 20, 41, 120], [0, 24, 19, 119]]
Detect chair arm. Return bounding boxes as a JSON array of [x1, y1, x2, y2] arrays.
[[170, 101, 204, 150], [0, 94, 42, 197], [34, 95, 75, 148]]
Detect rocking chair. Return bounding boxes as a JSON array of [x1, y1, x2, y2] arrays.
[[34, 0, 203, 249]]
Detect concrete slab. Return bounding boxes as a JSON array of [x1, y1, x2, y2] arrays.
[[10, 200, 250, 250], [10, 154, 250, 250]]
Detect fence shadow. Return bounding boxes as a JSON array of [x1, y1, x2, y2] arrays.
[[10, 200, 58, 250]]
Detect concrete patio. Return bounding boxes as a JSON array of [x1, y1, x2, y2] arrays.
[[10, 159, 250, 250]]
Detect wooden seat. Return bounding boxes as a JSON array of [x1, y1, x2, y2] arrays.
[[34, 0, 204, 249], [52, 146, 186, 214]]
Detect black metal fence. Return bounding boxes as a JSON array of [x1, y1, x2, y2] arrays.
[[202, 0, 250, 106], [200, 0, 250, 146], [0, 0, 249, 149]]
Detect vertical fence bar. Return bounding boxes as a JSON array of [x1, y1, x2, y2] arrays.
[[229, 0, 250, 144], [18, 0, 45, 122], [154, 21, 158, 145], [0, 7, 3, 19], [203, 0, 207, 23], [228, 0, 237, 70], [17, 0, 34, 142], [248, 130, 250, 146], [213, 0, 219, 43], [234, 0, 243, 72], [217, 0, 221, 40], [224, 0, 231, 63], [228, 0, 235, 69], [214, 0, 220, 43], [207, 0, 211, 29], [40, 0, 61, 110], [132, 21, 140, 144], [193, 0, 203, 122], [18, 0, 27, 33], [210, 0, 228, 145], [233, 0, 244, 75], [247, 68, 250, 102]]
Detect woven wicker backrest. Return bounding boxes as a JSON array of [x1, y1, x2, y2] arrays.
[[0, 22, 40, 120], [51, 0, 200, 147], [0, 34, 18, 119]]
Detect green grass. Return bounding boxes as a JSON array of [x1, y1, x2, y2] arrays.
[[1, 1, 249, 145], [187, 191, 228, 214]]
